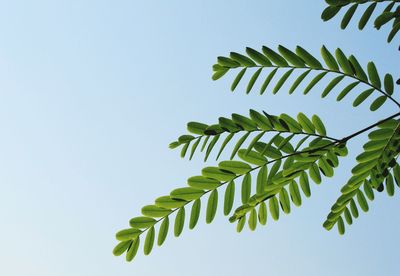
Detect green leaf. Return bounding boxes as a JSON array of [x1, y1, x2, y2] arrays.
[[180, 142, 190, 158], [219, 160, 252, 175], [359, 3, 377, 30], [248, 208, 257, 231], [363, 181, 375, 201], [388, 22, 400, 42], [299, 171, 311, 197], [231, 68, 247, 91], [370, 96, 387, 111], [269, 196, 280, 221], [187, 122, 208, 135], [143, 226, 155, 255], [368, 128, 393, 140], [279, 188, 291, 214], [212, 68, 229, 81], [341, 4, 358, 29], [238, 149, 268, 166], [321, 45, 339, 71], [289, 180, 302, 206], [367, 62, 381, 88], [312, 114, 327, 136], [249, 109, 273, 130], [319, 157, 334, 177], [189, 138, 201, 160], [142, 205, 172, 218], [206, 190, 218, 224], [170, 187, 205, 201], [374, 12, 395, 29], [386, 174, 395, 196], [344, 207, 353, 225], [189, 199, 201, 229], [280, 113, 302, 132], [236, 215, 246, 233], [337, 216, 345, 235], [348, 55, 368, 82], [335, 48, 353, 75], [204, 134, 220, 161], [113, 240, 131, 256], [322, 75, 345, 98], [157, 217, 169, 246], [350, 199, 359, 218], [356, 190, 369, 212], [129, 217, 157, 229], [246, 68, 262, 94], [309, 163, 322, 184], [297, 113, 315, 134], [126, 238, 140, 262], [174, 207, 185, 237], [295, 46, 322, 68], [304, 72, 327, 94], [336, 81, 359, 101], [321, 6, 341, 21], [260, 68, 278, 94], [262, 46, 289, 66], [217, 56, 240, 68], [187, 176, 220, 190], [273, 69, 294, 94], [256, 165, 268, 194], [242, 173, 252, 204], [231, 132, 251, 159], [230, 52, 257, 67], [155, 196, 186, 209], [384, 74, 394, 95], [351, 160, 376, 176], [278, 45, 305, 67], [216, 133, 234, 160], [258, 202, 268, 225], [289, 70, 311, 94], [201, 167, 236, 182], [224, 180, 235, 215], [246, 47, 272, 66], [246, 131, 266, 154], [353, 88, 374, 107], [116, 228, 142, 241]]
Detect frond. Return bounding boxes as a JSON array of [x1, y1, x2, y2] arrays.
[[322, 0, 400, 43]]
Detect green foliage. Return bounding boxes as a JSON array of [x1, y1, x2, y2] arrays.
[[114, 0, 400, 262]]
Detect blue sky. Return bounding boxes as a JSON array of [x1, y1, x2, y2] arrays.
[[0, 1, 399, 275]]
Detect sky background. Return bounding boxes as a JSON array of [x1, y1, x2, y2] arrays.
[[0, 1, 399, 275]]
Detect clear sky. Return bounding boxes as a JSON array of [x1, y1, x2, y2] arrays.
[[0, 1, 399, 275]]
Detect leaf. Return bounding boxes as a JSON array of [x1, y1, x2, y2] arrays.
[[154, 196, 187, 210], [219, 160, 252, 175], [246, 47, 272, 66], [273, 69, 294, 94], [356, 190, 369, 212], [368, 128, 393, 140], [353, 88, 374, 107], [204, 134, 220, 161], [206, 190, 218, 224], [341, 4, 358, 29], [249, 109, 273, 130], [116, 228, 142, 241], [335, 48, 353, 75], [384, 74, 394, 95], [126, 238, 140, 262], [363, 181, 375, 201], [242, 173, 252, 204], [351, 160, 376, 176], [170, 187, 205, 201], [189, 138, 201, 160], [113, 240, 131, 256], [224, 181, 235, 215], [201, 167, 236, 182], [304, 72, 327, 94], [216, 133, 234, 160], [386, 174, 395, 196], [348, 55, 368, 82], [248, 208, 257, 231], [309, 163, 322, 184], [279, 188, 291, 214], [367, 62, 381, 88], [238, 149, 268, 166], [231, 68, 247, 91], [143, 226, 155, 255], [129, 217, 157, 229], [295, 46, 322, 68], [258, 202, 267, 225], [278, 45, 305, 67], [142, 205, 172, 218], [260, 68, 278, 94], [289, 70, 311, 94], [231, 132, 251, 159], [187, 176, 220, 190], [370, 96, 387, 111], [246, 131, 266, 154], [322, 6, 341, 21], [337, 216, 345, 235], [280, 113, 302, 132], [187, 122, 208, 135], [180, 142, 190, 158], [212, 68, 228, 81], [374, 12, 395, 29], [256, 165, 268, 194], [157, 217, 169, 246], [236, 215, 246, 233], [217, 56, 240, 68], [350, 198, 359, 218], [336, 81, 360, 101], [289, 180, 302, 206], [322, 75, 345, 98], [174, 207, 185, 237], [297, 113, 315, 134], [189, 199, 201, 229], [247, 68, 262, 94], [344, 207, 353, 225], [359, 3, 377, 30], [312, 114, 327, 136], [230, 52, 257, 67], [269, 196, 280, 221], [321, 45, 339, 71], [388, 22, 400, 42], [262, 46, 289, 66], [299, 171, 311, 197]]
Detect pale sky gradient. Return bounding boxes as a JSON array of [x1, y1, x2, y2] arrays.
[[0, 1, 399, 275]]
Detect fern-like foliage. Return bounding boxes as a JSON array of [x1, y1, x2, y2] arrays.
[[114, 0, 400, 262], [322, 0, 400, 43]]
